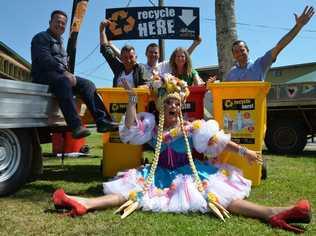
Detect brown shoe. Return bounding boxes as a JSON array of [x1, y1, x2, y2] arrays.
[[96, 120, 119, 133], [72, 126, 91, 139]]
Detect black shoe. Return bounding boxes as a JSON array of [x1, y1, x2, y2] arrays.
[[72, 126, 91, 139], [96, 120, 119, 133]]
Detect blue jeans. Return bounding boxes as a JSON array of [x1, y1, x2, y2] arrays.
[[33, 71, 110, 129]]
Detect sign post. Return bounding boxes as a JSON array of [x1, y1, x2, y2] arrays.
[[158, 0, 165, 61]]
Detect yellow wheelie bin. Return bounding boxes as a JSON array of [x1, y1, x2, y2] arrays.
[[207, 81, 270, 186], [97, 87, 150, 177]]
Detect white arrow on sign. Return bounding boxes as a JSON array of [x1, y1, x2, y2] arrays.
[[178, 9, 196, 26]]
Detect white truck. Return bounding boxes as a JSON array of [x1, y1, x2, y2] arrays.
[[0, 0, 91, 195], [0, 37, 72, 196], [0, 78, 64, 196]]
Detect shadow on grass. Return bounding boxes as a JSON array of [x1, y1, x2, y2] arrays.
[[26, 182, 103, 196], [10, 162, 111, 200], [12, 179, 105, 203], [39, 164, 104, 183], [9, 186, 104, 213], [262, 149, 316, 158]]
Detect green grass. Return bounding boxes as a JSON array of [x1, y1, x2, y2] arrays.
[[0, 132, 315, 235]]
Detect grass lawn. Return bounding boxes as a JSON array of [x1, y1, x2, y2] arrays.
[[0, 132, 315, 235]]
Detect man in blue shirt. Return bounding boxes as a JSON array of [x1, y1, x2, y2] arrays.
[[31, 10, 118, 139], [225, 6, 314, 81]]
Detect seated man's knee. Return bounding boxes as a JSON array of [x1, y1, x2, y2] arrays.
[[51, 76, 73, 98], [76, 76, 96, 91]]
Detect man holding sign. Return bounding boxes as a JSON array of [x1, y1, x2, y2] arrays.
[[99, 20, 147, 88], [103, 6, 201, 82]]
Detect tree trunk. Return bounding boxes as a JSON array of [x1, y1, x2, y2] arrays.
[[215, 0, 237, 80]]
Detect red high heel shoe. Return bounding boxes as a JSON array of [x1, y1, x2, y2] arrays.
[[52, 188, 87, 216], [52, 189, 70, 211], [268, 199, 311, 234], [287, 199, 311, 223]]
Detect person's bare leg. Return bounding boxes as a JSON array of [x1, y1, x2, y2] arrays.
[[228, 199, 311, 233], [227, 199, 290, 221], [67, 193, 126, 211]]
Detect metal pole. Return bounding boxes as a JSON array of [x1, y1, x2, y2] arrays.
[[158, 0, 165, 62]]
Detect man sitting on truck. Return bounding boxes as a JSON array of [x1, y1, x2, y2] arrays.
[[225, 6, 314, 82], [31, 10, 118, 139]]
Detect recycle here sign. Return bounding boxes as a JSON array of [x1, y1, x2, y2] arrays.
[[105, 6, 200, 40]]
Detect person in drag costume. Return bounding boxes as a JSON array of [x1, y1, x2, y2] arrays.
[[52, 74, 311, 234]]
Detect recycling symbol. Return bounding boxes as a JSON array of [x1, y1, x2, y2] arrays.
[[224, 100, 233, 109], [109, 10, 135, 36], [111, 103, 119, 113]]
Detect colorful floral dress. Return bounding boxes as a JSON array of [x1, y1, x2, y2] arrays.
[[103, 112, 251, 213]]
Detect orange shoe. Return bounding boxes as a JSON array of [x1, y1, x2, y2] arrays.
[[52, 188, 87, 217], [268, 199, 311, 234]]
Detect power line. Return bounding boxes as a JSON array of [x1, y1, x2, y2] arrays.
[[75, 0, 132, 69], [78, 72, 113, 82], [126, 0, 132, 7], [204, 18, 316, 33], [79, 61, 106, 75], [148, 0, 156, 6], [75, 44, 99, 66], [205, 17, 316, 40], [75, 0, 154, 68], [75, 0, 133, 68]]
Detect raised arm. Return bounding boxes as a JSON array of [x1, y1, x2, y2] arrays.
[[121, 79, 137, 129], [187, 35, 202, 55], [108, 41, 121, 57], [99, 20, 111, 46], [271, 6, 314, 61], [99, 20, 121, 57]]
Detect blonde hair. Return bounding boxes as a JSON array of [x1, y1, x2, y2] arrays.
[[169, 47, 192, 77], [144, 99, 203, 192], [144, 103, 165, 190], [144, 74, 202, 191]]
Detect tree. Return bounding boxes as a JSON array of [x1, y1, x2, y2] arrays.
[[215, 0, 237, 80]]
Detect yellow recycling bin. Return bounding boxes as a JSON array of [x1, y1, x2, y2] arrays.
[[97, 87, 150, 177], [207, 82, 270, 186]]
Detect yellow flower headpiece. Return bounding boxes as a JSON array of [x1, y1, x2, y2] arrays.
[[151, 73, 190, 110]]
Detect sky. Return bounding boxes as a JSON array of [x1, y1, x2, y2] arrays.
[[1, 0, 316, 87]]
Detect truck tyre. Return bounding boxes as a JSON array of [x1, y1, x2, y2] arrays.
[[265, 120, 307, 154], [0, 129, 32, 196]]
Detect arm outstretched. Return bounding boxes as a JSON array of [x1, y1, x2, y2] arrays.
[[271, 6, 314, 61]]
